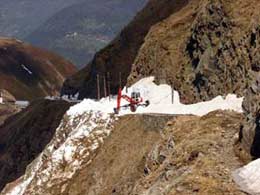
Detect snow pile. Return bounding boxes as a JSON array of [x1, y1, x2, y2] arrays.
[[4, 110, 115, 195], [68, 77, 243, 116], [233, 159, 260, 194], [21, 64, 33, 75]]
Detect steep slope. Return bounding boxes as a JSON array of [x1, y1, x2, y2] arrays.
[[1, 111, 246, 195], [128, 0, 260, 104], [0, 37, 76, 100], [61, 0, 190, 97], [63, 112, 244, 195], [1, 78, 245, 195], [239, 74, 260, 158], [26, 0, 147, 67], [0, 90, 19, 125], [0, 104, 20, 126], [0, 99, 71, 191]]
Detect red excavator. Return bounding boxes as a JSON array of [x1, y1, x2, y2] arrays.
[[114, 88, 150, 114]]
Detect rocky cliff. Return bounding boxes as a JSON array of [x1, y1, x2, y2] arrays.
[[0, 37, 76, 100], [232, 24, 260, 159], [129, 0, 259, 104]]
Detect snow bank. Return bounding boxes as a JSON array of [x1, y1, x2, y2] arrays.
[[21, 64, 33, 75], [68, 77, 243, 117], [233, 159, 260, 195]]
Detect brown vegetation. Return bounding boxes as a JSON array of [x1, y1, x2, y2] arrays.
[[0, 37, 76, 100], [38, 111, 245, 195]]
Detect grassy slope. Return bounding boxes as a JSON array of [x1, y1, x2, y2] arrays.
[[66, 111, 245, 195]]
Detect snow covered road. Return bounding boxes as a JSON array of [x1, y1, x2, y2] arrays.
[[68, 77, 243, 117]]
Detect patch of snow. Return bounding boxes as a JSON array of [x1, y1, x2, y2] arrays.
[[233, 159, 260, 194], [0, 97, 3, 104], [15, 101, 29, 107], [21, 64, 33, 75], [15, 39, 23, 43], [65, 32, 78, 38], [5, 109, 115, 195], [7, 178, 31, 195], [67, 77, 243, 117], [6, 153, 44, 195]]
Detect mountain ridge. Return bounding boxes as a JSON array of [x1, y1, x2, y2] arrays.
[[0, 37, 76, 100], [61, 0, 190, 98], [26, 0, 148, 67]]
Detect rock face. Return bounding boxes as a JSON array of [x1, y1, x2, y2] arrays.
[[129, 0, 260, 104], [0, 99, 71, 191], [120, 0, 260, 164], [240, 74, 260, 158], [235, 25, 260, 159], [2, 111, 246, 195], [61, 0, 190, 98], [0, 37, 76, 100], [127, 0, 260, 158]]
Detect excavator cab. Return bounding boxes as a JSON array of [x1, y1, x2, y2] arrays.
[[131, 92, 141, 102]]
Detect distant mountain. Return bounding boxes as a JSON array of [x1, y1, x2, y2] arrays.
[[26, 0, 147, 67], [0, 37, 76, 100], [62, 0, 188, 98], [0, 0, 83, 38]]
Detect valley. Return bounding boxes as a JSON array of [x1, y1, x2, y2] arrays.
[[0, 0, 259, 194]]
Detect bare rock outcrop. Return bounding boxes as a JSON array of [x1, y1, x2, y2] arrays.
[[234, 25, 260, 159], [129, 0, 260, 104]]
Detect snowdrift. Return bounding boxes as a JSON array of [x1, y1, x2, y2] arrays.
[[68, 77, 243, 116], [233, 159, 260, 195]]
